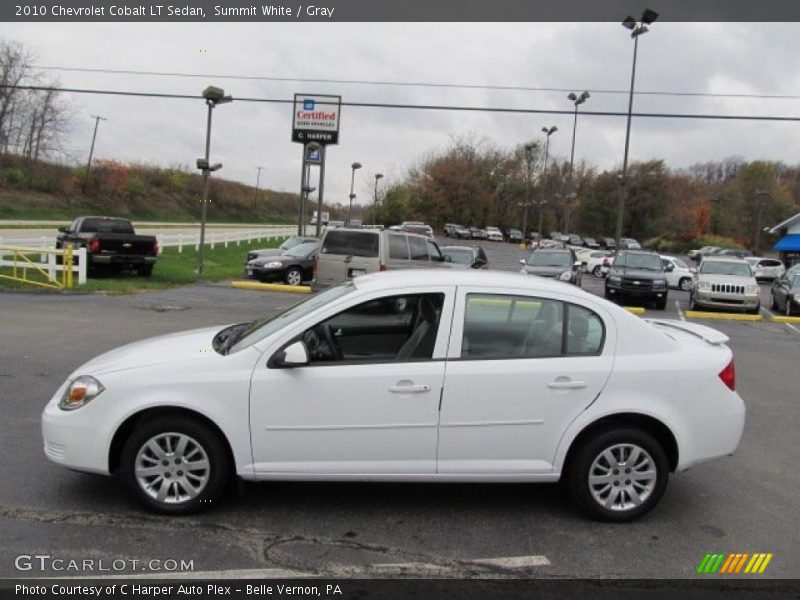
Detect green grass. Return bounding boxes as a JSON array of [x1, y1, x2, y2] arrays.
[[0, 237, 285, 294]]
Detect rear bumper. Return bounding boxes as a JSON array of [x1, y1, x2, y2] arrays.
[[91, 255, 157, 265]]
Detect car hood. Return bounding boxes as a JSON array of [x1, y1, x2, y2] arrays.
[[72, 326, 228, 376], [698, 274, 756, 285], [523, 265, 570, 277], [250, 248, 282, 258], [611, 267, 663, 279]]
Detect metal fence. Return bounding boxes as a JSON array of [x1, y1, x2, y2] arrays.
[[0, 245, 87, 288]]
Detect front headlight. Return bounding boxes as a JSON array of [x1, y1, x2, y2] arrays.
[[653, 279, 666, 289], [746, 285, 759, 294], [698, 281, 711, 290], [60, 375, 105, 411], [559, 271, 572, 281], [793, 294, 800, 304], [265, 261, 283, 268], [608, 275, 621, 284]]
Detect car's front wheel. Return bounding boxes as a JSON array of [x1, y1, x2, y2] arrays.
[[568, 427, 669, 522], [285, 267, 303, 286], [679, 278, 692, 291], [120, 416, 231, 514]]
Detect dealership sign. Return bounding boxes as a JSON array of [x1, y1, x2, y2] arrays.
[[292, 94, 341, 144]]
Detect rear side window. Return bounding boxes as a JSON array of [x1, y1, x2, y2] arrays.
[[322, 231, 379, 257], [408, 236, 429, 261], [389, 234, 409, 260], [565, 304, 604, 355]]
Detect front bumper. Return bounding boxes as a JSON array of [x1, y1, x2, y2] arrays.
[[606, 282, 667, 299], [41, 392, 111, 475], [245, 265, 283, 281], [694, 290, 760, 310]]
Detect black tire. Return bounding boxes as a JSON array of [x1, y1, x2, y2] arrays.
[[284, 267, 304, 286], [770, 292, 778, 310], [747, 303, 761, 315], [568, 427, 669, 522], [120, 415, 231, 514], [655, 297, 667, 310], [679, 278, 692, 292], [138, 265, 153, 277], [604, 287, 613, 300], [689, 294, 698, 311], [592, 265, 601, 276]]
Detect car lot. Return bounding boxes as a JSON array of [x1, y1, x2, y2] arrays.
[[1, 239, 798, 578]]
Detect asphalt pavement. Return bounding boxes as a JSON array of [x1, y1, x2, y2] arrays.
[[1, 240, 798, 579]]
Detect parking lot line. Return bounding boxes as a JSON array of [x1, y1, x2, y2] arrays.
[[470, 555, 551, 568], [231, 280, 312, 294], [684, 311, 762, 321]]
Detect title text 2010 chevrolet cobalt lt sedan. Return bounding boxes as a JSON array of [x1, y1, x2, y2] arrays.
[[42, 270, 745, 521]]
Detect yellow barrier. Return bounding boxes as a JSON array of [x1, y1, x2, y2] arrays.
[[771, 315, 800, 324], [0, 245, 74, 289], [623, 307, 646, 315], [231, 280, 312, 294], [684, 311, 762, 321]]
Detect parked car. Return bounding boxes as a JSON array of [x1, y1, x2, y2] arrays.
[[504, 228, 524, 243], [586, 251, 613, 276], [56, 216, 158, 277], [485, 226, 504, 242], [619, 238, 642, 250], [660, 255, 695, 291], [245, 241, 319, 286], [327, 220, 346, 229], [400, 221, 434, 238], [567, 234, 584, 246], [599, 237, 616, 250], [573, 247, 595, 267], [441, 245, 488, 269], [745, 257, 785, 280], [717, 248, 752, 258], [469, 226, 488, 240], [443, 223, 465, 238], [315, 227, 450, 287], [42, 269, 746, 521], [605, 250, 668, 310], [688, 245, 719, 261], [583, 237, 600, 249], [770, 271, 800, 316], [520, 248, 582, 286], [246, 235, 318, 263], [689, 257, 760, 314]]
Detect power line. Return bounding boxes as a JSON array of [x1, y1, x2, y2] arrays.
[[28, 64, 800, 101], [4, 84, 800, 122]]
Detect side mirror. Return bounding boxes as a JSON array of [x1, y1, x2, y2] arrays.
[[444, 255, 452, 263], [519, 259, 526, 265], [665, 263, 675, 272], [573, 261, 582, 270], [689, 267, 697, 274], [270, 340, 309, 368], [57, 226, 68, 233]]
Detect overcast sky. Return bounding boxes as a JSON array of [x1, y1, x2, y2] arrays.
[[5, 22, 800, 205]]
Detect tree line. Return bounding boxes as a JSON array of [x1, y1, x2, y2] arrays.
[[373, 136, 799, 252]]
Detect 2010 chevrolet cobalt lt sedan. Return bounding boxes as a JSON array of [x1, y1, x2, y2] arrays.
[[42, 270, 745, 521]]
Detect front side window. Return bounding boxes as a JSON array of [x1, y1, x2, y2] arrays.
[[461, 294, 604, 359], [301, 293, 445, 364], [408, 236, 429, 261]]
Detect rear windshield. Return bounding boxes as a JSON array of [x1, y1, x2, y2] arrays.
[[322, 230, 379, 257], [701, 261, 752, 277], [79, 218, 134, 234]]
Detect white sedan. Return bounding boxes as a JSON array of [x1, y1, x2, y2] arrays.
[[42, 270, 745, 522], [660, 255, 696, 291]]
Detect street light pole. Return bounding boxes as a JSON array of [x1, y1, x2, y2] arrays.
[[253, 166, 264, 210], [373, 173, 384, 226], [196, 86, 232, 277], [83, 114, 107, 193], [566, 91, 589, 235], [754, 189, 770, 254], [539, 126, 557, 238], [348, 161, 362, 226], [522, 143, 536, 242], [615, 9, 658, 252]]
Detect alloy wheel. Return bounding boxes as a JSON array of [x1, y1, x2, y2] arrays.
[[286, 269, 302, 286], [134, 432, 210, 504], [588, 443, 657, 512]]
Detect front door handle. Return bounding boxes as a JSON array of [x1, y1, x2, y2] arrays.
[[547, 378, 587, 390], [389, 382, 431, 394]]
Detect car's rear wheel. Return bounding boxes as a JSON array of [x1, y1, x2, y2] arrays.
[[592, 265, 601, 276], [679, 278, 692, 291], [568, 427, 669, 522], [121, 416, 230, 514], [285, 267, 303, 286], [138, 265, 153, 277]]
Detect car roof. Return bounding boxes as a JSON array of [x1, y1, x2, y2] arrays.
[[702, 256, 748, 262]]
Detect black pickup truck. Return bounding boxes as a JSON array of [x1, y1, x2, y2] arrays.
[[56, 216, 158, 276]]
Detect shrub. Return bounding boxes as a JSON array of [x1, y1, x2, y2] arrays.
[[4, 167, 26, 186]]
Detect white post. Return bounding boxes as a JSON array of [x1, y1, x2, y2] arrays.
[[178, 234, 183, 254], [48, 251, 56, 281], [224, 232, 228, 248], [40, 236, 48, 263], [77, 247, 87, 285], [210, 233, 215, 250]]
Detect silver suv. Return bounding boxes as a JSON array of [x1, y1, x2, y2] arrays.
[[690, 257, 760, 314]]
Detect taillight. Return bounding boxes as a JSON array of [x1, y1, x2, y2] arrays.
[[152, 240, 159, 255], [719, 359, 735, 391], [379, 263, 387, 272], [89, 238, 100, 253]]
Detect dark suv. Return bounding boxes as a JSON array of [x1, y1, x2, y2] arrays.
[[604, 250, 668, 309]]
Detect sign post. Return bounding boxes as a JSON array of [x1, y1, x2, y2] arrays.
[[292, 94, 341, 237]]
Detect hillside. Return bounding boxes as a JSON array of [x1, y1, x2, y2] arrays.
[[0, 154, 305, 223]]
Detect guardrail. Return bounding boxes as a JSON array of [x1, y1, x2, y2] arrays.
[[0, 245, 87, 289], [0, 226, 296, 254]]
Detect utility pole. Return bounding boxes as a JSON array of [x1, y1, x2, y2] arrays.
[[253, 166, 264, 211], [83, 115, 107, 193]]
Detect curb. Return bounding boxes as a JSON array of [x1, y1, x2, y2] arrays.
[[770, 315, 800, 324], [231, 280, 312, 294], [684, 311, 762, 321], [623, 307, 646, 315]]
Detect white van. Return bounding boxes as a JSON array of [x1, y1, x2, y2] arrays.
[[315, 228, 451, 287]]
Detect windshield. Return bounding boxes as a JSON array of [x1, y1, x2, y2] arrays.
[[700, 261, 753, 277], [615, 252, 662, 270], [227, 284, 355, 353], [284, 242, 318, 258], [527, 251, 571, 267], [444, 248, 473, 264], [792, 275, 800, 288], [279, 237, 310, 251]]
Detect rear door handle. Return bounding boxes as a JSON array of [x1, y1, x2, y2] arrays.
[[547, 379, 587, 390], [388, 383, 431, 394]]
